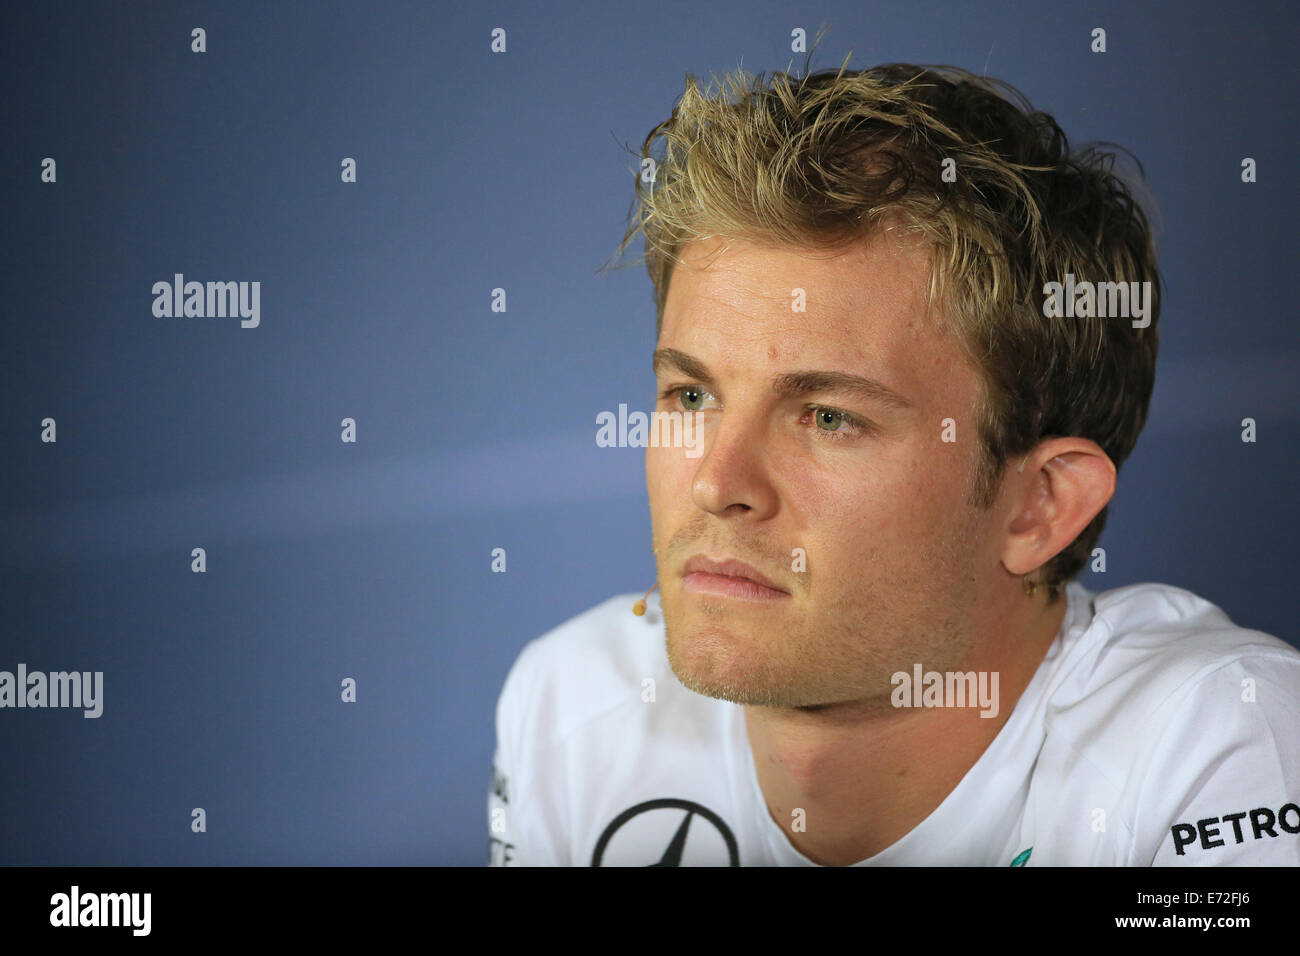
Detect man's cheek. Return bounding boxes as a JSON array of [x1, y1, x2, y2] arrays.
[[644, 456, 671, 530], [647, 446, 692, 497]]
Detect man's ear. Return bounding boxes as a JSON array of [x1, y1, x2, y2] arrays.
[[1001, 438, 1117, 577]]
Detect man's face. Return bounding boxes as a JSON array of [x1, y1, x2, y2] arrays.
[[647, 231, 1002, 708]]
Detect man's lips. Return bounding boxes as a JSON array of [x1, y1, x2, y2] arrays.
[[681, 555, 790, 600]]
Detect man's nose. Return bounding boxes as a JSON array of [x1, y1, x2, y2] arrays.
[[690, 407, 778, 519]]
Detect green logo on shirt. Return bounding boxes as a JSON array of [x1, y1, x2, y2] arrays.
[[1009, 847, 1032, 867]]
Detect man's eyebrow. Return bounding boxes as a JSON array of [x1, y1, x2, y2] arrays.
[[652, 348, 914, 410], [652, 348, 710, 381], [771, 370, 914, 410]]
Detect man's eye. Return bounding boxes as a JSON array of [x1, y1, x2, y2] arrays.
[[805, 405, 874, 441], [813, 407, 847, 432], [677, 387, 707, 411], [656, 384, 713, 411]]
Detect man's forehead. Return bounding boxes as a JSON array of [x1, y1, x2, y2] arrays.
[[662, 233, 945, 363], [665, 232, 936, 327]]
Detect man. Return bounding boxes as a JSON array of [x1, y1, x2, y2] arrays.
[[487, 62, 1300, 865]]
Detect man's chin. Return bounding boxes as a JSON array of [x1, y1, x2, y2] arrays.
[[669, 665, 791, 707], [665, 628, 807, 707]]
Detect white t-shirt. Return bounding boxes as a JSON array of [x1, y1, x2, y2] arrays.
[[488, 580, 1300, 866]]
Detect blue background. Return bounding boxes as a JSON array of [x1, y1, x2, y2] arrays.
[[2, 0, 1296, 865]]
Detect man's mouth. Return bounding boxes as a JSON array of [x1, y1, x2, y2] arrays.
[[681, 555, 791, 601]]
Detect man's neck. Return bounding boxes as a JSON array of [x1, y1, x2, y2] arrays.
[[742, 590, 1069, 866]]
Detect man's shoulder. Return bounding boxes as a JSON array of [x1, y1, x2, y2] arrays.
[[1037, 580, 1298, 782], [1057, 579, 1300, 710], [1041, 582, 1299, 824], [1023, 582, 1300, 864], [496, 591, 673, 749]]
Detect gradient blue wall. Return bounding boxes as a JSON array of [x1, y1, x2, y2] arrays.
[[2, 0, 1296, 864]]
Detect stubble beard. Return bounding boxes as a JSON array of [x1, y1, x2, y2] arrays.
[[659, 515, 984, 710]]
